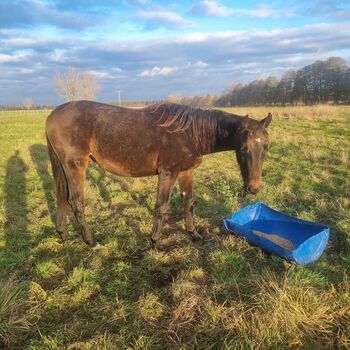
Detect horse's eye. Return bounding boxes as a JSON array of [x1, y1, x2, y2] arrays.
[[241, 146, 249, 153]]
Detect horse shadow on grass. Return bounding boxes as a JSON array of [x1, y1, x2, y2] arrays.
[[29, 144, 55, 223], [86, 164, 112, 203], [2, 150, 31, 276], [87, 162, 154, 212]]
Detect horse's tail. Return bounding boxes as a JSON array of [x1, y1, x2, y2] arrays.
[[46, 134, 69, 209]]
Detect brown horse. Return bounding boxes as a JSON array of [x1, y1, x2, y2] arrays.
[[45, 101, 272, 249]]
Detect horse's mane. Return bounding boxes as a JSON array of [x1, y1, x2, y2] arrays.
[[146, 103, 229, 152]]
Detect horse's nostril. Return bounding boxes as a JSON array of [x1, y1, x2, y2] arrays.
[[248, 186, 260, 194]]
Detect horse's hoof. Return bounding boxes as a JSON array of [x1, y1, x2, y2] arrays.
[[190, 231, 203, 242], [92, 242, 102, 251], [58, 234, 68, 243], [151, 240, 161, 250]]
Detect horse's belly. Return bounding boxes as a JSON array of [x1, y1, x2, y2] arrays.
[[91, 148, 159, 177]]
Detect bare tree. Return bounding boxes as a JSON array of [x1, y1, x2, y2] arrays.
[[277, 70, 296, 105], [23, 98, 33, 110], [54, 67, 100, 101]]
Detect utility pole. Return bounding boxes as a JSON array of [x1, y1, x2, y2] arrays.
[[116, 90, 122, 106]]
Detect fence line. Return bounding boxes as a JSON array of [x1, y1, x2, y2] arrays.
[[0, 109, 53, 117]]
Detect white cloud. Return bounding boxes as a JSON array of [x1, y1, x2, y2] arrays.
[[0, 53, 19, 63], [48, 49, 67, 62], [87, 68, 123, 79], [135, 9, 193, 29], [189, 1, 283, 18], [175, 32, 209, 44], [19, 68, 36, 74], [0, 52, 31, 62], [175, 31, 244, 44], [246, 6, 275, 18], [138, 66, 179, 77], [189, 0, 233, 17], [274, 56, 304, 64], [189, 60, 209, 68], [86, 70, 109, 78], [138, 61, 209, 78]]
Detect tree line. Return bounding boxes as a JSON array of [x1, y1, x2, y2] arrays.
[[216, 57, 350, 106]]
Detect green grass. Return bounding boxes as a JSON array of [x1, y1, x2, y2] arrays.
[[0, 107, 349, 349]]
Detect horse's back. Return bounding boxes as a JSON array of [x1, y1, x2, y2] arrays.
[[46, 100, 135, 131], [46, 100, 148, 147]]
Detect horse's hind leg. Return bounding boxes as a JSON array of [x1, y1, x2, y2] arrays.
[[64, 156, 97, 248], [47, 137, 70, 240], [178, 169, 202, 241], [56, 196, 69, 240], [151, 171, 178, 248]]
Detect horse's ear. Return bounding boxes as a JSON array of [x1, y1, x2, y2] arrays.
[[260, 113, 272, 128], [241, 115, 249, 129]]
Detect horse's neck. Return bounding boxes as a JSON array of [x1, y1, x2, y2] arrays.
[[201, 113, 241, 155]]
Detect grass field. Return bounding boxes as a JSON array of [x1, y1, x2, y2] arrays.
[[0, 106, 349, 349]]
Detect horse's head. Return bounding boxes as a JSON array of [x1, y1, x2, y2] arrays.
[[235, 113, 272, 195]]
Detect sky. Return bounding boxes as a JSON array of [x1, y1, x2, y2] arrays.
[[1, 0, 350, 105]]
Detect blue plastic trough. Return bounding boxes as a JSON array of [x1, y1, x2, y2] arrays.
[[224, 202, 329, 265]]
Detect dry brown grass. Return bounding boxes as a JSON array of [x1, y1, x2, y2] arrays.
[[0, 277, 33, 347], [250, 271, 338, 349], [161, 270, 349, 349], [221, 104, 350, 121]]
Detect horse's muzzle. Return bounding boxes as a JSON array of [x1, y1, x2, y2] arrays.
[[246, 185, 261, 195], [245, 178, 262, 195], [244, 182, 262, 195]]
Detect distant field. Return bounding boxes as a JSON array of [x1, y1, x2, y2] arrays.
[[0, 106, 349, 349]]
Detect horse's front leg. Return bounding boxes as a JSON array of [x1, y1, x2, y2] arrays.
[[151, 170, 178, 248], [178, 169, 203, 241]]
